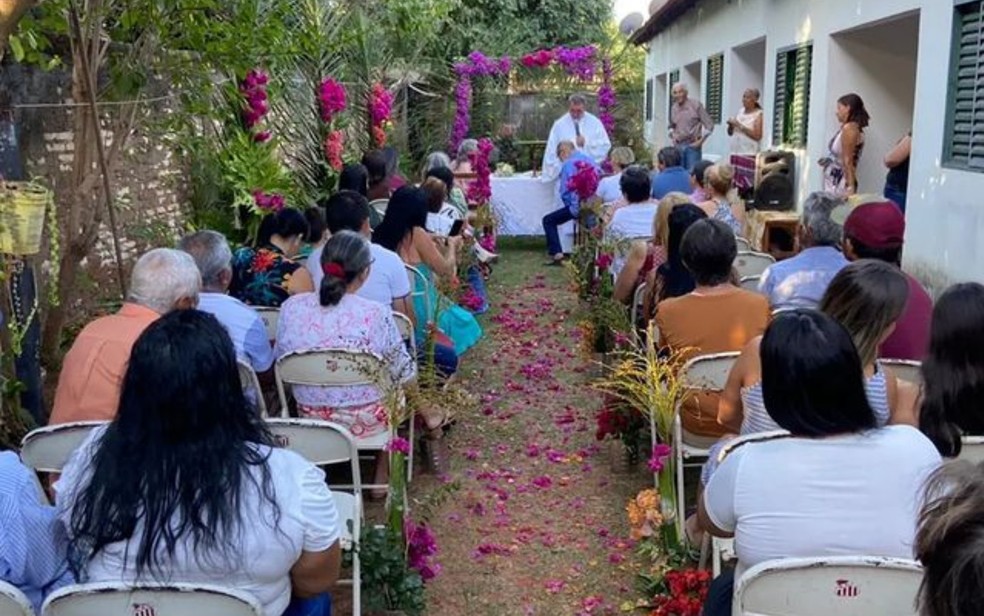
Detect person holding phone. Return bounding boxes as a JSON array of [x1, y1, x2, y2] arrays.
[[421, 177, 462, 237]]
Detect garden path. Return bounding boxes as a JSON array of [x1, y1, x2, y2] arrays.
[[416, 243, 650, 616]]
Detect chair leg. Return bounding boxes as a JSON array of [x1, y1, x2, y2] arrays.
[[352, 551, 361, 616], [675, 418, 686, 542], [407, 417, 415, 483]]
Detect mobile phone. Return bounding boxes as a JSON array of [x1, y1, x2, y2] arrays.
[[449, 219, 465, 237]]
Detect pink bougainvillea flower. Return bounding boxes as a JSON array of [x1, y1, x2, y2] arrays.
[[322, 130, 345, 171], [317, 77, 347, 123], [648, 443, 673, 473], [526, 443, 541, 457], [531, 475, 552, 489], [253, 130, 271, 143], [383, 436, 411, 454], [544, 579, 566, 594], [463, 448, 480, 461]]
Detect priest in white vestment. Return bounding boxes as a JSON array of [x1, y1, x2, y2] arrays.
[[541, 93, 612, 181]]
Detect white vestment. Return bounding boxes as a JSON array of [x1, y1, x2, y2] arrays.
[[541, 111, 611, 181]]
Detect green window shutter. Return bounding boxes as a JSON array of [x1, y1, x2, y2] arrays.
[[706, 53, 724, 124], [789, 44, 812, 147], [946, 1, 984, 170], [646, 78, 654, 121], [772, 51, 788, 146]]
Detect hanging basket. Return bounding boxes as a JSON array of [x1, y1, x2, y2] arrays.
[[0, 182, 51, 256]]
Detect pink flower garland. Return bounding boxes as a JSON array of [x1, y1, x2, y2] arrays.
[[323, 130, 344, 171], [449, 52, 510, 153], [369, 83, 393, 148], [240, 68, 271, 143], [317, 77, 347, 124], [252, 190, 284, 212], [598, 58, 617, 137], [465, 138, 494, 205]]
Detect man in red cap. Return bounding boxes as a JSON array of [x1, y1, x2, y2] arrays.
[[842, 201, 932, 360]]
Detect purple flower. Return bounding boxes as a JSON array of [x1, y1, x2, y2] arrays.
[[253, 130, 271, 143], [648, 443, 673, 473], [384, 436, 411, 454], [449, 76, 472, 153], [405, 519, 440, 582]]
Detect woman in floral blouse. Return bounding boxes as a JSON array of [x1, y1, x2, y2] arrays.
[[230, 209, 314, 307]]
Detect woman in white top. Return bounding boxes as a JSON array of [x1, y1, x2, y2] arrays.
[[596, 146, 636, 204], [726, 88, 763, 155], [698, 309, 941, 616], [56, 310, 341, 616]]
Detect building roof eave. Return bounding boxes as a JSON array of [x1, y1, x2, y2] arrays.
[[629, 0, 700, 46]]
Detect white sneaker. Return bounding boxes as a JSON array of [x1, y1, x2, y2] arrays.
[[473, 243, 499, 263]]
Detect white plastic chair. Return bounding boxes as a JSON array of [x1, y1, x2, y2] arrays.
[[369, 198, 389, 221], [880, 358, 921, 385], [959, 435, 984, 464], [254, 307, 279, 342], [405, 265, 433, 325], [237, 359, 267, 417], [265, 418, 363, 616], [733, 555, 923, 616], [274, 349, 412, 488], [630, 282, 647, 328], [710, 430, 791, 576], [0, 580, 33, 616], [733, 251, 776, 279], [20, 421, 107, 474], [659, 352, 739, 540], [42, 582, 262, 616], [392, 311, 416, 358], [736, 236, 752, 252], [739, 275, 761, 293]]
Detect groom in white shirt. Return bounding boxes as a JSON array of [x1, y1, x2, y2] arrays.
[[541, 93, 611, 181]]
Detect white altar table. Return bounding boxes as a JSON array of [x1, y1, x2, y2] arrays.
[[490, 174, 575, 253]]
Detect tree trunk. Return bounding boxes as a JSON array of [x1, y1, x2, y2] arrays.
[[0, 0, 38, 62]]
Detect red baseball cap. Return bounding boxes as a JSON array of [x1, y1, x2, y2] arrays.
[[843, 201, 905, 249]]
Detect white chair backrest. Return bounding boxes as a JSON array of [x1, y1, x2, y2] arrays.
[[236, 360, 267, 417], [274, 349, 391, 419], [254, 308, 279, 341], [0, 580, 33, 616], [20, 422, 106, 474], [739, 275, 761, 293], [733, 251, 776, 279], [405, 265, 433, 324], [959, 436, 984, 464], [680, 352, 740, 394], [880, 359, 922, 385], [736, 236, 752, 252], [42, 583, 262, 616], [717, 429, 791, 463], [369, 198, 389, 217], [734, 556, 922, 616], [392, 311, 417, 359], [631, 282, 647, 326], [265, 418, 362, 480]]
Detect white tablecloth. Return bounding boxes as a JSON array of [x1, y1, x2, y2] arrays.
[[490, 175, 574, 252]]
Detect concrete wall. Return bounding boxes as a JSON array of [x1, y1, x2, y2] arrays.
[[640, 0, 984, 287]]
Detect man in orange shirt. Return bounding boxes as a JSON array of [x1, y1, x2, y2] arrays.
[[49, 248, 201, 424]]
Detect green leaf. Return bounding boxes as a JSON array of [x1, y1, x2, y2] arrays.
[[8, 35, 25, 63]]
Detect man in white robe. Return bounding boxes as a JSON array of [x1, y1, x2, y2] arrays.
[[541, 93, 612, 181]]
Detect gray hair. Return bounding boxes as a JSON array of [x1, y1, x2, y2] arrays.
[[568, 93, 588, 106], [320, 230, 372, 307], [178, 230, 233, 291], [456, 139, 478, 163], [422, 151, 452, 176], [556, 140, 576, 157], [127, 248, 201, 314], [801, 191, 847, 246]]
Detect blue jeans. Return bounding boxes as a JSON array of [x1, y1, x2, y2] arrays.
[[415, 339, 459, 378], [701, 569, 734, 616], [543, 207, 575, 257], [884, 185, 907, 213], [677, 144, 702, 172], [282, 593, 331, 616]]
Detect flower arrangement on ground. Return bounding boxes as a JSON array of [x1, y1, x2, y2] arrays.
[[464, 137, 498, 258]]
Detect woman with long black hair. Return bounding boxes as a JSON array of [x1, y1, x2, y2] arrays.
[[55, 310, 341, 616]]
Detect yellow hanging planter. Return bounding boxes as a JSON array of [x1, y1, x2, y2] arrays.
[[0, 181, 51, 255]]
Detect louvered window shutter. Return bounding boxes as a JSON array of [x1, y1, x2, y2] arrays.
[[947, 1, 984, 170], [772, 52, 788, 145], [789, 45, 812, 147], [706, 54, 724, 124], [646, 78, 654, 121]]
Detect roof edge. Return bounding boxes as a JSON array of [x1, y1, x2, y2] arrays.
[[629, 0, 700, 45]]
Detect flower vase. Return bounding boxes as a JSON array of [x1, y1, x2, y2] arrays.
[[657, 461, 681, 552]]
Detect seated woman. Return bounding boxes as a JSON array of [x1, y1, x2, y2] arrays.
[[421, 176, 460, 237], [230, 208, 314, 307], [698, 309, 941, 616], [596, 146, 636, 204], [373, 186, 483, 356], [613, 192, 689, 307], [425, 165, 469, 221], [639, 203, 707, 322], [656, 219, 770, 446], [718, 259, 907, 440], [903, 282, 984, 456], [450, 139, 478, 177], [696, 163, 745, 237], [688, 159, 713, 204], [56, 310, 341, 616]]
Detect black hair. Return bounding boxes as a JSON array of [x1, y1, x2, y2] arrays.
[[680, 219, 737, 286], [321, 190, 370, 235], [303, 207, 326, 244], [691, 159, 713, 188], [838, 93, 871, 130], [338, 163, 369, 197], [319, 230, 372, 307], [846, 235, 903, 267], [361, 150, 389, 188], [256, 208, 308, 248], [919, 282, 984, 457], [761, 310, 877, 436], [372, 186, 429, 252], [425, 166, 455, 195], [657, 146, 682, 169], [68, 310, 278, 579], [656, 204, 707, 299], [619, 165, 652, 203]]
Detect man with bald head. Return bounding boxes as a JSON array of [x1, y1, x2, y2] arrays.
[[670, 83, 714, 171]]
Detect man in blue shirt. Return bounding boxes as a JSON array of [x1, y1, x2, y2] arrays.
[[542, 140, 601, 264], [650, 146, 693, 199], [758, 192, 850, 310]]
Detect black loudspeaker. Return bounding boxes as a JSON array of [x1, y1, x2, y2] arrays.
[[750, 150, 796, 211]]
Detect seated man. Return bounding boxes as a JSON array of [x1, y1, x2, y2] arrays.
[[656, 219, 770, 445], [179, 230, 274, 376], [0, 452, 73, 612], [542, 140, 601, 265], [758, 192, 850, 310], [650, 147, 692, 200], [843, 200, 932, 360], [49, 249, 200, 424]]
